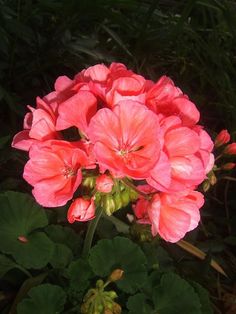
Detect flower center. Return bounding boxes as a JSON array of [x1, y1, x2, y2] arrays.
[[63, 166, 77, 178]]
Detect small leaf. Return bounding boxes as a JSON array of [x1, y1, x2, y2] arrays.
[[127, 293, 153, 314], [89, 237, 147, 293], [153, 273, 202, 314], [67, 258, 93, 292], [17, 284, 66, 314], [0, 191, 54, 268]]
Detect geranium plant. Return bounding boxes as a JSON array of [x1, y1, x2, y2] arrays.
[[7, 62, 236, 313]]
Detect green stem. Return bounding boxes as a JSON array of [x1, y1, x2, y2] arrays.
[[82, 207, 103, 257]]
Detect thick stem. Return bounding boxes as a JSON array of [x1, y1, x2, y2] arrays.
[[82, 206, 103, 257]]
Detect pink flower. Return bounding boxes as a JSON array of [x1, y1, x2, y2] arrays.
[[215, 129, 230, 147], [224, 143, 236, 155], [67, 197, 95, 223], [146, 76, 200, 126], [134, 190, 204, 242], [88, 101, 161, 179], [96, 174, 114, 193], [56, 90, 97, 136], [12, 97, 59, 151], [23, 140, 89, 207], [147, 117, 206, 192]]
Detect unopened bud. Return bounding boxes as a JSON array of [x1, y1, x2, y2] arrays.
[[121, 190, 130, 207], [129, 189, 138, 201], [224, 143, 236, 155], [215, 129, 230, 147], [209, 172, 217, 185], [96, 174, 114, 193], [106, 291, 118, 299], [202, 180, 210, 192], [103, 195, 116, 216], [114, 193, 123, 210], [222, 163, 236, 170], [113, 302, 122, 314], [82, 177, 95, 189], [96, 279, 104, 289], [109, 269, 124, 282]]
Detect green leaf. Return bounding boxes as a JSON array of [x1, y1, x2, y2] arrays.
[[142, 243, 174, 271], [45, 224, 82, 255], [89, 236, 147, 293], [191, 282, 213, 314], [0, 254, 20, 277], [127, 293, 153, 314], [152, 273, 202, 314], [67, 258, 93, 292], [9, 273, 48, 314], [17, 284, 66, 314], [0, 191, 54, 268], [49, 243, 73, 269]]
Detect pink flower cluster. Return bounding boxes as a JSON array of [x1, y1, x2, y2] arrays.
[[12, 63, 215, 242]]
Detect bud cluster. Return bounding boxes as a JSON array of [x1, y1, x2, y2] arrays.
[[81, 269, 123, 314]]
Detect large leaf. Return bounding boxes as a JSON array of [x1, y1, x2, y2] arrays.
[[0, 254, 22, 277], [152, 273, 202, 314], [89, 237, 147, 293], [0, 191, 54, 268], [67, 258, 94, 292], [191, 282, 213, 314], [17, 284, 66, 314], [45, 224, 82, 255]]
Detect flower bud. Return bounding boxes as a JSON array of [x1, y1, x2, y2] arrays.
[[121, 190, 130, 207], [221, 163, 236, 170], [67, 197, 95, 223], [209, 172, 217, 185], [215, 129, 230, 147], [224, 143, 236, 155], [108, 269, 124, 282], [82, 177, 95, 189], [103, 195, 116, 216], [202, 180, 210, 192], [114, 193, 123, 210], [96, 174, 114, 193]]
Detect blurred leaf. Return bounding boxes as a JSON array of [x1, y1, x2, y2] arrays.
[[17, 284, 66, 314], [89, 236, 147, 293], [127, 293, 152, 314], [191, 281, 213, 314]]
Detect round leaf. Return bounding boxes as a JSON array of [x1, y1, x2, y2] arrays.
[[127, 293, 153, 314], [89, 237, 147, 293], [0, 191, 54, 268], [49, 243, 73, 269], [67, 258, 93, 292], [152, 273, 202, 314], [17, 283, 66, 314]]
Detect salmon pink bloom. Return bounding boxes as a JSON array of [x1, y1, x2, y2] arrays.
[[96, 174, 114, 193], [134, 190, 204, 242], [146, 76, 200, 126], [67, 197, 95, 223], [215, 129, 230, 147], [12, 97, 59, 151], [56, 90, 97, 136], [88, 101, 161, 179], [23, 140, 89, 207], [147, 117, 207, 192]]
